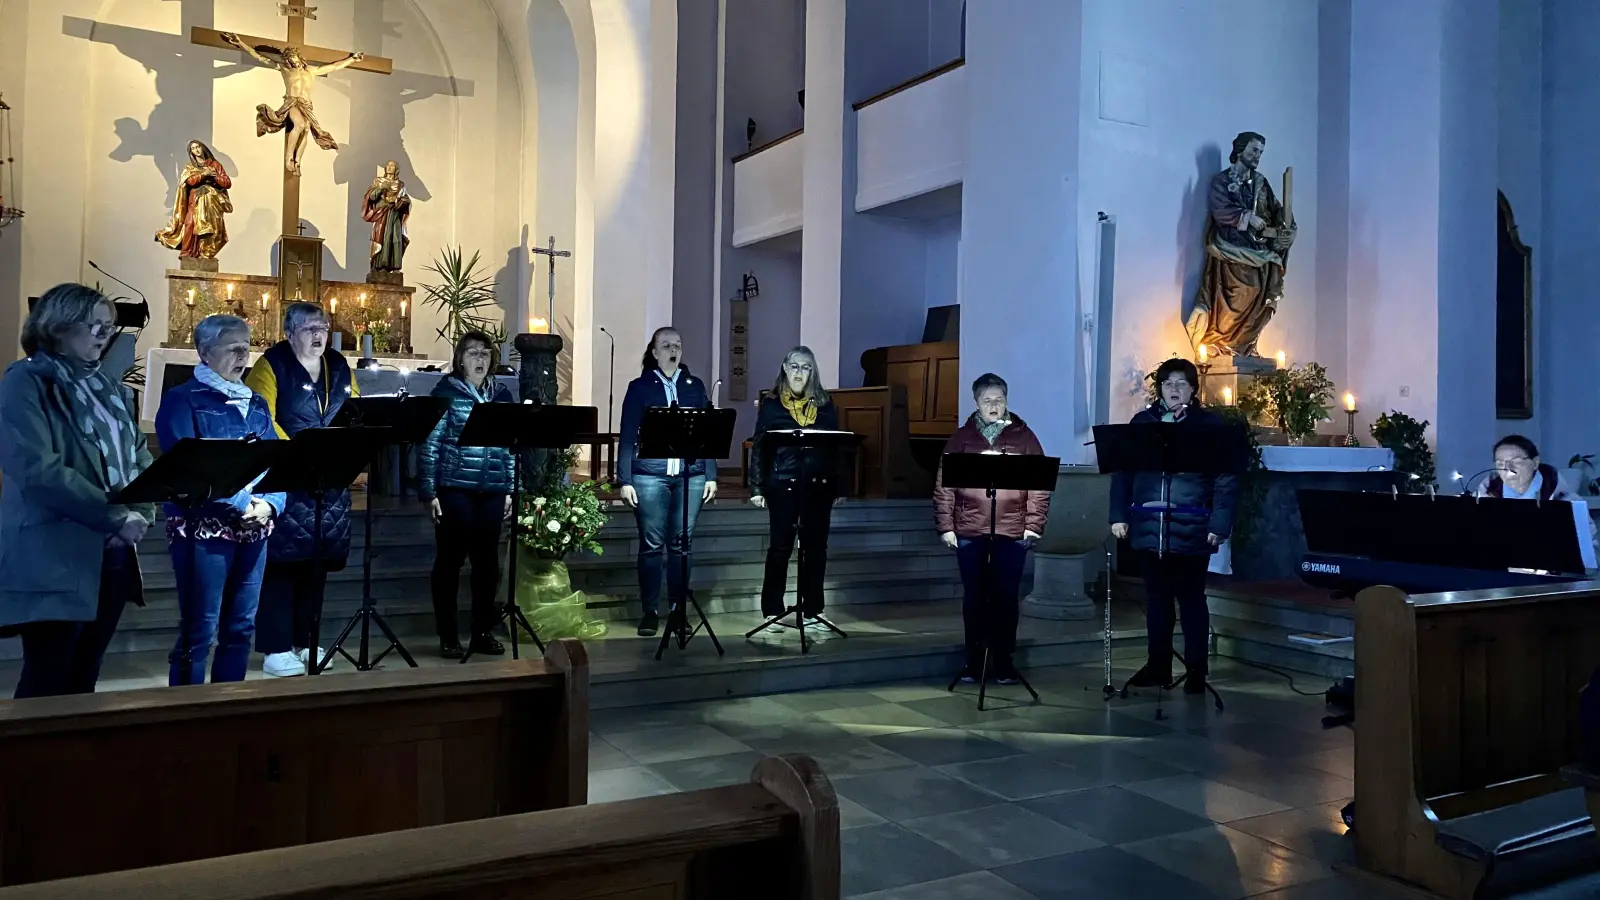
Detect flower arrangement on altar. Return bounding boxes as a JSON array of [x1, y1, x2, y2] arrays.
[[512, 449, 610, 639]]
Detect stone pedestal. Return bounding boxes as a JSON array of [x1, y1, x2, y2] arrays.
[[1022, 465, 1110, 621], [178, 257, 219, 272], [515, 332, 565, 406], [367, 270, 404, 286], [1023, 551, 1095, 619], [1202, 356, 1275, 411]]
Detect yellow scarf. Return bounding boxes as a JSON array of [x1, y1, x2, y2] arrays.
[[779, 386, 818, 427]]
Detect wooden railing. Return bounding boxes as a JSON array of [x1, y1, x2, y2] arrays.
[[731, 127, 804, 164], [852, 58, 964, 112]]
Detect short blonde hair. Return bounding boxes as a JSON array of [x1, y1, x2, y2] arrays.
[[21, 283, 112, 356]]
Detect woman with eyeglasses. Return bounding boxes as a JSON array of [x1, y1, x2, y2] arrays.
[[418, 331, 515, 659], [1476, 435, 1581, 501], [243, 302, 357, 677], [1109, 358, 1239, 696], [156, 314, 286, 686], [0, 284, 155, 697]]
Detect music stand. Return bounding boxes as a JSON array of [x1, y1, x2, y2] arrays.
[[114, 438, 286, 686], [1093, 421, 1246, 712], [457, 402, 600, 662], [940, 451, 1060, 711], [743, 428, 857, 654], [320, 396, 450, 671], [257, 427, 388, 675], [638, 405, 736, 661]]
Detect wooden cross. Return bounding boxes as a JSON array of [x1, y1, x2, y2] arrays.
[[190, 3, 394, 235], [531, 236, 572, 334]]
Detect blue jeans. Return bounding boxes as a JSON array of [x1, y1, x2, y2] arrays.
[[633, 473, 705, 616], [168, 537, 267, 686]]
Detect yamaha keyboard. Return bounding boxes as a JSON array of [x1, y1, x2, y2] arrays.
[[1299, 552, 1584, 596]]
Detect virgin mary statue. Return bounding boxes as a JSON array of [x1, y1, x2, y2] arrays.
[[155, 140, 233, 260]]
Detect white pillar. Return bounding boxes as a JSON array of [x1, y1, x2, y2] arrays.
[[800, 0, 846, 386], [959, 0, 1084, 456]]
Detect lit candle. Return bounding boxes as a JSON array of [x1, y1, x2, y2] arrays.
[[359, 292, 368, 309], [329, 296, 338, 315], [1275, 349, 1287, 369], [1345, 392, 1356, 412], [185, 288, 196, 308], [261, 290, 271, 311], [530, 316, 549, 334], [1222, 386, 1233, 406], [226, 282, 234, 301], [399, 298, 407, 317], [1198, 344, 1209, 364]]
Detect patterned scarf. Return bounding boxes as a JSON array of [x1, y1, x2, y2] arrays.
[[193, 363, 255, 419], [42, 353, 142, 492], [780, 386, 818, 427], [974, 411, 1011, 446]]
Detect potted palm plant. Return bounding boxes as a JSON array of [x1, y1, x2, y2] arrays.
[[420, 246, 508, 351]]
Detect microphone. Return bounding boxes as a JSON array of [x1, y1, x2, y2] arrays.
[[1455, 468, 1496, 497], [88, 260, 151, 331], [88, 260, 149, 307], [712, 378, 723, 408]]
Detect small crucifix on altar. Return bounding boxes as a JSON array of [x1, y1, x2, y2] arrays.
[[190, 3, 394, 305], [530, 235, 572, 337]]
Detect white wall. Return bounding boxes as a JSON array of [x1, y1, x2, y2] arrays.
[[925, 214, 960, 310], [1499, 0, 1544, 446], [1078, 0, 1323, 423]]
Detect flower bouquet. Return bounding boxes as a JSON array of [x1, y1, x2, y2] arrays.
[[514, 449, 610, 640]]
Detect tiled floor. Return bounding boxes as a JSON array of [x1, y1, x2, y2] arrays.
[[584, 659, 1600, 900]]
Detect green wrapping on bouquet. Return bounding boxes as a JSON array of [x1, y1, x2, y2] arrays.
[[515, 556, 608, 640]]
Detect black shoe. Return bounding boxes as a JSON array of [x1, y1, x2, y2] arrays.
[[439, 640, 464, 660], [469, 634, 505, 656], [1184, 672, 1208, 695], [1127, 662, 1173, 688], [995, 661, 1021, 685], [637, 612, 660, 637]]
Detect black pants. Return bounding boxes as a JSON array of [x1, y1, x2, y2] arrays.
[[257, 560, 328, 654], [956, 536, 1028, 667], [432, 488, 506, 642], [760, 479, 836, 616], [1140, 550, 1211, 675], [15, 546, 134, 699]]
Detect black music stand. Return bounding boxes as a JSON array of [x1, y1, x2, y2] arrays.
[[257, 427, 387, 676], [743, 428, 856, 654], [941, 451, 1060, 711], [639, 405, 736, 661], [319, 396, 450, 672], [457, 402, 600, 662], [115, 438, 287, 686], [1093, 421, 1246, 712]]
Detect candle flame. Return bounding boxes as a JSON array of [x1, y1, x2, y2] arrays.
[[359, 292, 367, 308], [185, 288, 196, 307], [1198, 344, 1209, 363], [329, 296, 338, 314], [1345, 392, 1356, 412], [530, 316, 549, 334], [226, 283, 234, 298], [1222, 386, 1233, 405], [1275, 350, 1287, 368], [399, 299, 407, 316]]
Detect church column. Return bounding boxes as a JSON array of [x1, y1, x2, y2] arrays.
[[959, 0, 1084, 455], [799, 0, 846, 386], [1346, 0, 1497, 482]]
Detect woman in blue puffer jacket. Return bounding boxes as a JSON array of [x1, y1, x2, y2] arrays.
[[1109, 357, 1240, 695], [418, 330, 514, 659]]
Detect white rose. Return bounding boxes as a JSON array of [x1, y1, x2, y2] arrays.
[[545, 519, 561, 533], [533, 496, 546, 507], [562, 533, 571, 543]]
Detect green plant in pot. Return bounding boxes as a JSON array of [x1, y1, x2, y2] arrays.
[[1239, 362, 1334, 445], [1371, 411, 1436, 493], [420, 246, 509, 352], [514, 448, 609, 640]]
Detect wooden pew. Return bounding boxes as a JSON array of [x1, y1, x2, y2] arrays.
[[0, 755, 840, 900], [1354, 584, 1600, 898], [0, 640, 589, 886]]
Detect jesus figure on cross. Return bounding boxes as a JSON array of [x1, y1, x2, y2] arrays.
[[220, 32, 365, 176]]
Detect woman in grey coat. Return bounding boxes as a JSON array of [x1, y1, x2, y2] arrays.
[[0, 284, 154, 698]]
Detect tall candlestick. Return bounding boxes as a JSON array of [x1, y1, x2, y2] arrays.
[[1344, 399, 1360, 448]]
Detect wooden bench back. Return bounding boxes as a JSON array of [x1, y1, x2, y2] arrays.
[[1354, 584, 1600, 894], [0, 755, 840, 900], [0, 640, 589, 886]]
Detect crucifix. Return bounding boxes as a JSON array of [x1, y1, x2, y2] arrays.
[[531, 235, 572, 335], [190, 3, 394, 236]]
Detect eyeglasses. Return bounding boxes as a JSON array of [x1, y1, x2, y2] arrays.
[[462, 349, 494, 361], [86, 321, 116, 338], [1494, 456, 1534, 470], [1161, 379, 1193, 390]]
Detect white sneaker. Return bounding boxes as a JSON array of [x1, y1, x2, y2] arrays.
[[802, 616, 829, 632], [296, 647, 334, 672], [262, 651, 303, 677]]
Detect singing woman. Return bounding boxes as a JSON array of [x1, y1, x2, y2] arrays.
[[749, 347, 843, 631], [616, 326, 717, 637]]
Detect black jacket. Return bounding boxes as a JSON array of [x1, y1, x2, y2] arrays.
[[748, 396, 842, 497], [617, 367, 718, 485], [1108, 405, 1241, 557], [418, 376, 516, 499], [244, 342, 356, 568]]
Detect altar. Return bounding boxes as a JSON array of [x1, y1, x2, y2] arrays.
[[1209, 445, 1396, 579]]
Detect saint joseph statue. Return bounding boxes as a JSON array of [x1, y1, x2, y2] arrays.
[[1186, 131, 1297, 358], [362, 160, 411, 275], [220, 33, 365, 176]]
